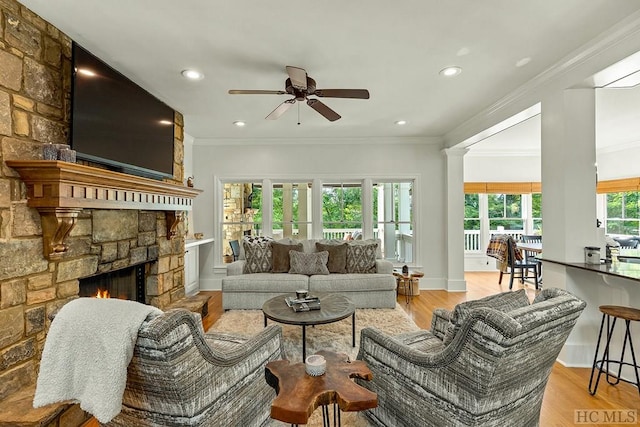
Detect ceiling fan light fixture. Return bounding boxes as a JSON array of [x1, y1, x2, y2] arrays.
[[181, 69, 204, 80], [233, 120, 246, 127], [439, 66, 462, 77]]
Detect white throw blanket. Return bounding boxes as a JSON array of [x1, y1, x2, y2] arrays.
[[33, 298, 162, 423]]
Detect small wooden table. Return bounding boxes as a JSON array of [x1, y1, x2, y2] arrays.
[[393, 270, 424, 304], [265, 350, 377, 426]]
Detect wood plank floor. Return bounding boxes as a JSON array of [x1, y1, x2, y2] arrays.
[[201, 272, 639, 426], [85, 272, 638, 427]]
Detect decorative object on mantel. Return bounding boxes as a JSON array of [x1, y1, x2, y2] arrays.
[[6, 160, 201, 260], [56, 146, 76, 163], [187, 176, 194, 187], [42, 143, 58, 160], [194, 232, 204, 239]]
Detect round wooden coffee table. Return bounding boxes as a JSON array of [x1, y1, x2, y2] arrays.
[[262, 293, 356, 361]]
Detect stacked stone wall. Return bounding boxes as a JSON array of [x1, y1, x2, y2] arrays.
[[0, 0, 187, 403]]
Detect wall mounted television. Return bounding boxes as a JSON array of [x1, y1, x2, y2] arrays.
[[71, 42, 175, 180]]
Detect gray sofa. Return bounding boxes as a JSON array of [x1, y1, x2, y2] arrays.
[[222, 238, 397, 310]]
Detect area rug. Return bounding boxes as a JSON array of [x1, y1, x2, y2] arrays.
[[208, 303, 421, 427]]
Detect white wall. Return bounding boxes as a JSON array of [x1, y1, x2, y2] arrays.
[[464, 155, 541, 182], [190, 140, 449, 290], [464, 146, 640, 183]]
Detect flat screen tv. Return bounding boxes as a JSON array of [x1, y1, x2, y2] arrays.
[[71, 42, 175, 180]]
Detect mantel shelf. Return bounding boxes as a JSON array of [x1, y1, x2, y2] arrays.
[[6, 160, 202, 260]]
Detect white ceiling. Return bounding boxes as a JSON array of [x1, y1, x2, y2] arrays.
[[18, 0, 640, 144]]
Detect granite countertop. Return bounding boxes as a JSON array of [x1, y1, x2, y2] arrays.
[[542, 258, 640, 283]]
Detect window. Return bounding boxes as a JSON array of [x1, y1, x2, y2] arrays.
[[373, 181, 413, 261], [218, 177, 416, 264], [464, 194, 481, 251], [221, 182, 262, 258], [322, 182, 362, 240], [606, 191, 639, 235], [272, 182, 313, 239], [531, 193, 542, 233], [488, 194, 523, 232]]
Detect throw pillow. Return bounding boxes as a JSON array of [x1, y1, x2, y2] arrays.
[[289, 251, 330, 276], [346, 241, 378, 274], [271, 241, 303, 273], [242, 236, 274, 274], [443, 289, 530, 345], [315, 242, 348, 274]]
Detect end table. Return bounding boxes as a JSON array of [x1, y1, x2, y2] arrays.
[[393, 270, 424, 304], [265, 350, 377, 426]]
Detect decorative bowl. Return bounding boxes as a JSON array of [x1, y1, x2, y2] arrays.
[[305, 354, 326, 376]]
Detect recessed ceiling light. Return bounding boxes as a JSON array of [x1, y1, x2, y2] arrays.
[[159, 120, 173, 125], [233, 121, 246, 127], [439, 66, 462, 77], [395, 120, 407, 126], [181, 69, 204, 80], [516, 57, 532, 67]]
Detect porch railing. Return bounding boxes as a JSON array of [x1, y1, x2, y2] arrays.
[[464, 229, 525, 252]]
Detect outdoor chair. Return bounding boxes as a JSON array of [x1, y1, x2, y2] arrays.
[[356, 288, 586, 427], [229, 239, 241, 261]]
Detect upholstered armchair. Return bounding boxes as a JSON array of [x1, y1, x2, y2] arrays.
[[106, 309, 283, 427], [356, 288, 586, 427]]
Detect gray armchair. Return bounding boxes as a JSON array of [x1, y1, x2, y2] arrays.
[[106, 309, 283, 426], [356, 288, 586, 427]]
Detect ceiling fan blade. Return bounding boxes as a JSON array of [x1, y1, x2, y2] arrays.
[[314, 89, 370, 99], [228, 89, 286, 95], [266, 99, 296, 120], [286, 66, 307, 91], [307, 99, 341, 122]]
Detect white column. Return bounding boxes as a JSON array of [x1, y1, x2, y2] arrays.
[[444, 148, 468, 291], [541, 89, 598, 264], [540, 88, 601, 366], [312, 178, 323, 239], [298, 183, 310, 239]]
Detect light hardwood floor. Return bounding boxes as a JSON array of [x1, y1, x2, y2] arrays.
[[86, 272, 638, 427]]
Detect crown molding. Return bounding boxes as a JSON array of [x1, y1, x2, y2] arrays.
[[193, 136, 443, 147]]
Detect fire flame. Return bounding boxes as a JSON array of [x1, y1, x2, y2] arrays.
[[95, 289, 110, 298]]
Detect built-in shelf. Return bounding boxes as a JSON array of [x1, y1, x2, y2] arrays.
[[6, 160, 202, 260]]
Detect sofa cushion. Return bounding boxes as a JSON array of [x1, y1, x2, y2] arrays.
[[316, 242, 348, 273], [309, 273, 395, 292], [222, 273, 308, 292], [346, 241, 378, 273], [271, 241, 303, 273], [443, 289, 530, 345], [289, 251, 330, 275], [242, 236, 274, 273]]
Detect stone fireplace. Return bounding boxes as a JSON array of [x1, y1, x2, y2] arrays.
[[0, 0, 198, 414], [78, 263, 147, 303]]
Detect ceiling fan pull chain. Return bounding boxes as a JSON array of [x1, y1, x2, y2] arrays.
[[297, 102, 301, 125]]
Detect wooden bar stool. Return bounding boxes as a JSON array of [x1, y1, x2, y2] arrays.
[[588, 305, 640, 396]]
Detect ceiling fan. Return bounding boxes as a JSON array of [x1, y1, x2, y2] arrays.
[[228, 66, 369, 122]]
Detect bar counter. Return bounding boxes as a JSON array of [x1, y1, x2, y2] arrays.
[[542, 258, 640, 283]]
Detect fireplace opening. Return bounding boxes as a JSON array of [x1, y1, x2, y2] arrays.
[[79, 263, 146, 304]]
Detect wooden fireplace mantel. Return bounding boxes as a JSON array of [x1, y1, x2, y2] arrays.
[[6, 160, 202, 260]]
